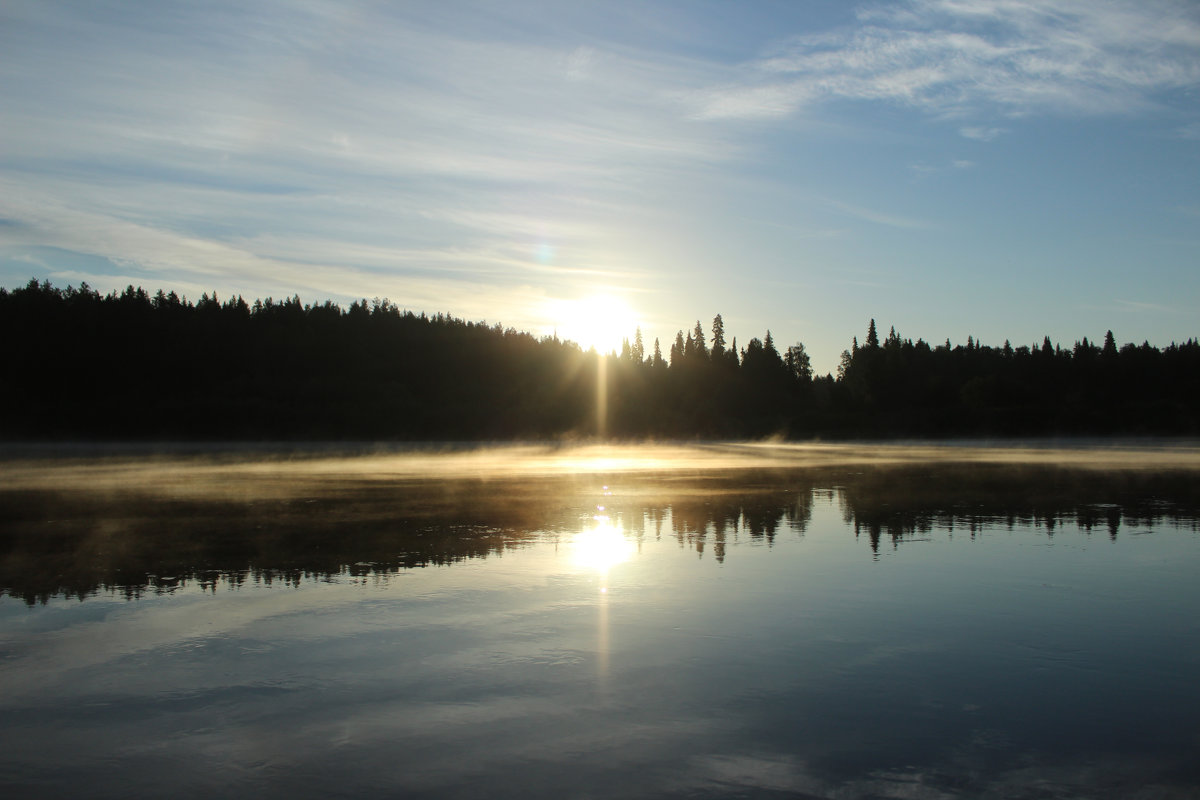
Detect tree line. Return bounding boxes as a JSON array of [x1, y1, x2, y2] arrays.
[[3, 279, 1198, 439]]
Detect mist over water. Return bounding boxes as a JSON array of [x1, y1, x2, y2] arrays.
[[6, 439, 1200, 487], [1, 442, 1198, 798]]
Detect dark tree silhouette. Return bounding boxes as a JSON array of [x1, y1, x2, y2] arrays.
[[2, 281, 1196, 440], [691, 320, 708, 361], [711, 314, 726, 359]]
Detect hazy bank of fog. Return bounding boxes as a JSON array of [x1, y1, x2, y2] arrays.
[[3, 440, 1200, 497]]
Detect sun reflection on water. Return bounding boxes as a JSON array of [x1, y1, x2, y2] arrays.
[[571, 513, 634, 574], [569, 499, 634, 687]]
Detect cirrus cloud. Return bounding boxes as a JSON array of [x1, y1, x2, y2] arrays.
[[693, 0, 1200, 120]]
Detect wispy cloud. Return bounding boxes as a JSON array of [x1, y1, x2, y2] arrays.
[[687, 83, 811, 121], [0, 0, 737, 308], [822, 198, 933, 230], [1, 0, 1196, 361], [911, 158, 975, 176], [692, 0, 1200, 120], [1114, 299, 1181, 315], [960, 126, 1006, 141]]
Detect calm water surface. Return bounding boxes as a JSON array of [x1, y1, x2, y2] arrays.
[[1, 444, 1199, 798]]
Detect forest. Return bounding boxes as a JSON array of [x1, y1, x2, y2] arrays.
[[3, 279, 1198, 439]]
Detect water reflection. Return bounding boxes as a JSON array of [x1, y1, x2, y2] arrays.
[[1, 457, 1198, 603], [837, 465, 1200, 556], [572, 517, 634, 575], [2, 447, 1200, 798]]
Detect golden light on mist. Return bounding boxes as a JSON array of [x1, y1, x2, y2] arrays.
[[6, 442, 1200, 502]]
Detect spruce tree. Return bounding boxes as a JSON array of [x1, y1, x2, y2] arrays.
[[711, 314, 726, 358]]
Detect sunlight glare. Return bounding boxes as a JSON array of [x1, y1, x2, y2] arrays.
[[571, 515, 635, 573], [545, 294, 638, 354]]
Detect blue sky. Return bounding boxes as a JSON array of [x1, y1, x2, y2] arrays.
[[2, 0, 1198, 372]]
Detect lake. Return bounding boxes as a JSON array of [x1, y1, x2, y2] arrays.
[[1, 442, 1199, 798]]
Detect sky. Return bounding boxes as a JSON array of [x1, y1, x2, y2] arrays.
[[2, 0, 1198, 373]]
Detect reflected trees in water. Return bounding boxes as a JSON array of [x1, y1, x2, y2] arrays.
[[2, 462, 1196, 604]]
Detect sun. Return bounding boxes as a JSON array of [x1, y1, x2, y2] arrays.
[[546, 293, 638, 354]]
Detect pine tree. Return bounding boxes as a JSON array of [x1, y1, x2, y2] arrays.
[[785, 343, 812, 381], [671, 330, 685, 366], [837, 350, 853, 380], [692, 320, 708, 359], [1102, 330, 1117, 359], [711, 314, 726, 358]]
